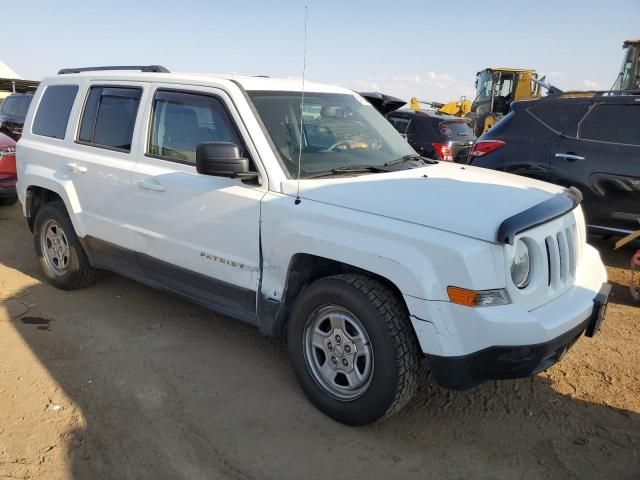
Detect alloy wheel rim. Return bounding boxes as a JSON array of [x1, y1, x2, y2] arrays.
[[303, 305, 374, 401], [40, 220, 70, 276]]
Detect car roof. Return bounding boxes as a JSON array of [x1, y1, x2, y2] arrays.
[[390, 108, 465, 122], [512, 92, 640, 110], [44, 70, 354, 95]]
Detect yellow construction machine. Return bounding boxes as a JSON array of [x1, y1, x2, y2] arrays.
[[613, 39, 640, 91], [410, 68, 552, 136]]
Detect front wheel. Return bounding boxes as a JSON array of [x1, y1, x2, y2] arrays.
[[287, 274, 421, 425]]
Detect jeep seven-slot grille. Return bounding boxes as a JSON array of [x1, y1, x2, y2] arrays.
[[544, 225, 578, 287]]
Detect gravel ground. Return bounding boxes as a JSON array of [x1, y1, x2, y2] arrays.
[[0, 203, 638, 480]]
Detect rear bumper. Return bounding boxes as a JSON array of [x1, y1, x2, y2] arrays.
[[426, 283, 611, 390], [0, 185, 17, 199], [0, 176, 17, 199]]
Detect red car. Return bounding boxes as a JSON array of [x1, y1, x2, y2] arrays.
[[0, 131, 17, 206]]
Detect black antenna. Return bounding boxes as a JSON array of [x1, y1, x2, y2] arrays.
[[295, 6, 309, 206]]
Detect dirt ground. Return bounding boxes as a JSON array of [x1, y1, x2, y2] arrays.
[[0, 203, 638, 480]]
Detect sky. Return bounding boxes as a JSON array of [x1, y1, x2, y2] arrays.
[[2, 0, 638, 103]]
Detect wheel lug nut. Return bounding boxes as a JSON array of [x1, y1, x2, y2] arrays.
[[335, 335, 341, 344], [331, 356, 338, 365], [342, 358, 349, 366], [327, 342, 333, 350], [344, 345, 351, 353]]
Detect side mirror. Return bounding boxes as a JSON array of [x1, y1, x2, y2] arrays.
[[195, 142, 258, 180]]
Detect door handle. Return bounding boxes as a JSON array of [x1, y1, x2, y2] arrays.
[[66, 162, 87, 173], [555, 153, 585, 161], [136, 179, 166, 192]]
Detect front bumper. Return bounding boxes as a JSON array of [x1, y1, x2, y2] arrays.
[[405, 243, 609, 389], [0, 174, 17, 199], [426, 283, 610, 390]]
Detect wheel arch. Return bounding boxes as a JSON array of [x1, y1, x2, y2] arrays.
[[259, 253, 408, 338], [25, 183, 82, 235]]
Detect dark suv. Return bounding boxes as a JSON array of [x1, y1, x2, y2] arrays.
[[0, 93, 33, 140], [468, 93, 640, 236], [388, 109, 476, 162]]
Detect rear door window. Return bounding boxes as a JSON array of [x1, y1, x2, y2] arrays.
[[78, 86, 141, 152], [579, 104, 640, 146], [32, 86, 78, 139], [147, 89, 244, 165]]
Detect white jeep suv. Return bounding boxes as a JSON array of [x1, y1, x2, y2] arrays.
[[16, 66, 610, 425]]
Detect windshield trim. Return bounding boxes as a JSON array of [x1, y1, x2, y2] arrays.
[[230, 81, 293, 180]]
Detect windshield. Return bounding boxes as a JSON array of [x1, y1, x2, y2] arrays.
[[248, 91, 415, 178], [474, 71, 494, 104], [615, 46, 640, 90]]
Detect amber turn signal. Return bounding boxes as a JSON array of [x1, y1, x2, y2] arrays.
[[447, 287, 479, 306], [447, 286, 511, 307]]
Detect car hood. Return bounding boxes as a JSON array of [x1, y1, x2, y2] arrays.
[[0, 131, 15, 149], [281, 162, 564, 243]]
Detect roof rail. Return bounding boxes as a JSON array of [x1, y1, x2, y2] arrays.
[[545, 89, 640, 98], [58, 65, 170, 75]]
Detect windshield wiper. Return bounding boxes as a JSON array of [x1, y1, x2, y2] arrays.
[[384, 154, 436, 167], [305, 165, 391, 179]]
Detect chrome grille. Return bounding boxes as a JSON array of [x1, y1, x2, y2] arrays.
[[544, 224, 578, 288]]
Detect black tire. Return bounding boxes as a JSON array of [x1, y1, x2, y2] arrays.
[[0, 196, 18, 206], [33, 201, 97, 290], [287, 274, 420, 426]]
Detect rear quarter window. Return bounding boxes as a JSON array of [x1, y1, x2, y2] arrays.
[[17, 96, 33, 116], [579, 104, 640, 146], [527, 103, 590, 136], [32, 86, 79, 139], [1, 96, 19, 115], [439, 121, 473, 138], [388, 116, 412, 135]]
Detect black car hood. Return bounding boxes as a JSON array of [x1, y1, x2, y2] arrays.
[[358, 92, 406, 115]]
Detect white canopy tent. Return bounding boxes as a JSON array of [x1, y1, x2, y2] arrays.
[[0, 60, 20, 79], [0, 61, 38, 99]]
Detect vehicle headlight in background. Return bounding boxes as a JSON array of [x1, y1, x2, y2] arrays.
[[0, 145, 16, 155], [511, 239, 533, 289]]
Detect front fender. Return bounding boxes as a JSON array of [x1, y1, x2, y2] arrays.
[[260, 193, 505, 304]]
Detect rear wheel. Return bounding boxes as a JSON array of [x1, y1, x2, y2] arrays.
[[33, 201, 97, 290], [287, 274, 420, 425]]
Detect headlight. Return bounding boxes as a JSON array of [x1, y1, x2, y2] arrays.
[[0, 145, 16, 156], [511, 239, 532, 289]]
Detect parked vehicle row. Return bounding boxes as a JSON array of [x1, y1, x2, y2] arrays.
[[14, 65, 609, 425], [360, 92, 477, 162], [0, 92, 33, 140], [362, 88, 639, 240], [468, 92, 640, 236], [387, 109, 475, 162]]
